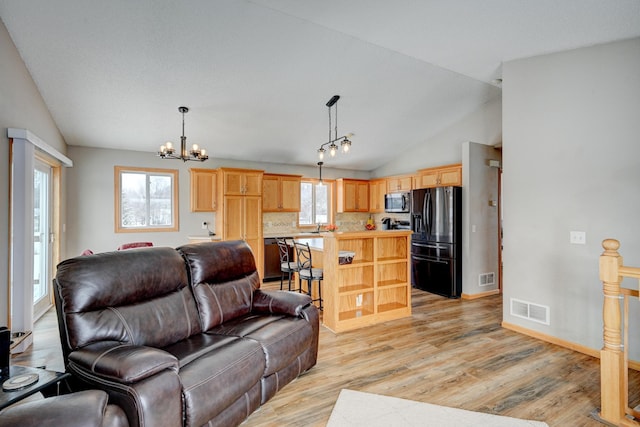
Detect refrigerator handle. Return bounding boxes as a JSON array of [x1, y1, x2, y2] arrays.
[[424, 191, 431, 236]]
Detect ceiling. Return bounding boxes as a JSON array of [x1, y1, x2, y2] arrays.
[[1, 1, 639, 171]]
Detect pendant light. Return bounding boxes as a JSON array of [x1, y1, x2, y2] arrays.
[[158, 106, 209, 162], [317, 95, 353, 160]]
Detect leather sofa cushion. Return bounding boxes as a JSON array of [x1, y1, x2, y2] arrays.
[[55, 248, 202, 350], [178, 241, 261, 330], [208, 314, 314, 376], [177, 336, 265, 427], [0, 390, 129, 427]]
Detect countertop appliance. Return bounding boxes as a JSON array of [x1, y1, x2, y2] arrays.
[[410, 186, 462, 298], [263, 237, 293, 282], [385, 192, 410, 213]]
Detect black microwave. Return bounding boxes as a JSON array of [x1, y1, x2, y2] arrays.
[[384, 192, 410, 213]]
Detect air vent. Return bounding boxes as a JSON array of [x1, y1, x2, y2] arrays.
[[479, 272, 495, 287], [510, 298, 550, 325]]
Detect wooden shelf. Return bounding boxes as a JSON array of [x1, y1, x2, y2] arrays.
[[322, 231, 412, 333], [377, 302, 408, 313], [339, 283, 374, 294], [377, 279, 406, 288], [339, 308, 374, 321]]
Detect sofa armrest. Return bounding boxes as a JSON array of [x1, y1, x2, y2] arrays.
[[252, 290, 312, 317], [68, 342, 178, 384], [0, 390, 128, 427]]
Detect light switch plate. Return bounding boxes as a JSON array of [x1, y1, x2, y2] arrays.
[[570, 231, 586, 245]]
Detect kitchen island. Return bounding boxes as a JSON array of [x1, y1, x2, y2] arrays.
[[319, 230, 412, 333]]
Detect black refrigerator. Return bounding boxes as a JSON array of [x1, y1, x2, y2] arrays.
[[410, 186, 462, 298]]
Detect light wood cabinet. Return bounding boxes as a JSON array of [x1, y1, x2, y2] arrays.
[[416, 164, 462, 188], [262, 173, 301, 212], [368, 179, 386, 213], [216, 168, 264, 277], [222, 168, 262, 196], [336, 179, 369, 212], [386, 174, 414, 193], [189, 168, 217, 212], [322, 231, 412, 333]]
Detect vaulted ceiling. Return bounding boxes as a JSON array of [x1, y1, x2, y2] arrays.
[[1, 0, 639, 170]]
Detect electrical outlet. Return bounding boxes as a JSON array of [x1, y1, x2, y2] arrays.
[[201, 221, 208, 230], [570, 231, 586, 245]]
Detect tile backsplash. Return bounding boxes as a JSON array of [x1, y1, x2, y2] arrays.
[[262, 211, 409, 234]]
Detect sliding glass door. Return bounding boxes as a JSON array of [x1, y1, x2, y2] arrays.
[[33, 159, 53, 319]]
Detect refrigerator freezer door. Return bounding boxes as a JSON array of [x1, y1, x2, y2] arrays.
[[411, 254, 461, 298]]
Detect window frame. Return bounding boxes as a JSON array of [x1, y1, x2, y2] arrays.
[[114, 166, 179, 233], [298, 178, 334, 228]]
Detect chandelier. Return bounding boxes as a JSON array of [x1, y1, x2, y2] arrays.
[[317, 95, 353, 160], [158, 106, 208, 162]]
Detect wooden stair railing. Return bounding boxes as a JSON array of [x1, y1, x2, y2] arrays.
[[600, 238, 640, 426]]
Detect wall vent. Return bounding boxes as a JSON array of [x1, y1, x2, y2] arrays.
[[510, 298, 550, 325], [479, 272, 495, 287]]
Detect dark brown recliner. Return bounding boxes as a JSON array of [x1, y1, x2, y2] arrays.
[[53, 241, 319, 427]]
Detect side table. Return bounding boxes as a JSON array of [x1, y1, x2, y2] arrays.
[[0, 365, 70, 411]]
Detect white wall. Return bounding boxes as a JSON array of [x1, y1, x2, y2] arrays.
[[462, 142, 501, 296], [64, 145, 369, 258], [502, 38, 640, 355], [0, 20, 68, 326], [372, 97, 502, 178]]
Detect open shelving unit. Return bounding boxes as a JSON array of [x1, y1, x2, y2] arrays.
[[322, 230, 412, 333]]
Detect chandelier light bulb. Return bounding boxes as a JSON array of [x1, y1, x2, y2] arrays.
[[329, 143, 338, 157], [200, 148, 206, 156], [192, 144, 199, 152], [165, 142, 173, 150], [318, 147, 325, 160]]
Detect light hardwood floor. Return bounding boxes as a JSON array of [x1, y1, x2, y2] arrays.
[[12, 282, 637, 427]]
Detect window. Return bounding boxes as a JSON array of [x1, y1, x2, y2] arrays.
[[115, 166, 179, 232], [299, 179, 333, 226]]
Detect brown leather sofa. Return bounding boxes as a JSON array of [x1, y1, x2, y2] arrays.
[[53, 241, 319, 427], [0, 390, 129, 427]]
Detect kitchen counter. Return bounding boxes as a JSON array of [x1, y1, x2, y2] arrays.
[[263, 231, 329, 239], [188, 235, 222, 242]]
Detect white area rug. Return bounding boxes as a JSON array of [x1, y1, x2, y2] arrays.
[[326, 389, 549, 427]]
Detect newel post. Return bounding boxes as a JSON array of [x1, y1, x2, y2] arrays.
[[599, 238, 625, 424]]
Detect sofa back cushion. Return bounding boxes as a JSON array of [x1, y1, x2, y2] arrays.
[[54, 247, 202, 352], [178, 241, 260, 331]]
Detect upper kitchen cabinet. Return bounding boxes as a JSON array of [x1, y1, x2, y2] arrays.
[[416, 164, 462, 188], [262, 173, 302, 212], [190, 168, 217, 212], [337, 179, 369, 213], [222, 168, 262, 196], [369, 178, 386, 213], [386, 174, 414, 193]]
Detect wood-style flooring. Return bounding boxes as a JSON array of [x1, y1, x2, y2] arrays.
[[12, 282, 637, 427]]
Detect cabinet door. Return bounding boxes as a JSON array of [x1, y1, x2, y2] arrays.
[[342, 181, 358, 212], [244, 196, 262, 241], [223, 171, 245, 195], [280, 176, 301, 211], [190, 169, 217, 212], [387, 175, 413, 193], [369, 179, 386, 213], [243, 172, 263, 196], [356, 181, 369, 212], [418, 170, 440, 188], [223, 196, 244, 239], [262, 175, 280, 211], [439, 166, 462, 186]]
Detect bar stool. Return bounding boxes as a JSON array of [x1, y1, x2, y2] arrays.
[[277, 238, 299, 291], [294, 241, 324, 310]]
